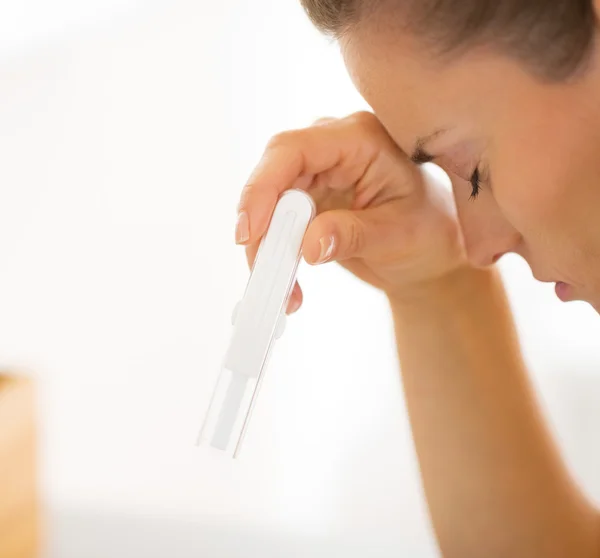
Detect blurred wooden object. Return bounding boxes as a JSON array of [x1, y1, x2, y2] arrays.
[[0, 376, 38, 558]]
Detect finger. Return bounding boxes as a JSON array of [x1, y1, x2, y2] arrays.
[[236, 113, 382, 245], [235, 173, 314, 245], [287, 282, 303, 314], [312, 116, 337, 126], [245, 240, 260, 270], [302, 200, 407, 264]]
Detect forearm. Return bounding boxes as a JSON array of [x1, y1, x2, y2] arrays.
[[389, 266, 599, 558]]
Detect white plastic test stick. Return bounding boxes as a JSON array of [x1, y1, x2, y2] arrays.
[[198, 189, 315, 458]]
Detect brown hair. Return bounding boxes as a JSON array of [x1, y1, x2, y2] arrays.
[[300, 0, 597, 80]]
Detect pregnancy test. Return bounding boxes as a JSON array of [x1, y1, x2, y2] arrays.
[[198, 189, 315, 458]]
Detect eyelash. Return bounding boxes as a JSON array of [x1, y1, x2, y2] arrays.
[[469, 167, 482, 200]]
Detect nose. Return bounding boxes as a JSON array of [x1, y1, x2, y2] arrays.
[[464, 222, 521, 268], [454, 188, 522, 268]]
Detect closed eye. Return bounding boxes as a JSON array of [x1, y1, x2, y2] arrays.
[[469, 167, 481, 200]]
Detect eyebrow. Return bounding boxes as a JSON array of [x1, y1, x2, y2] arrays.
[[410, 129, 448, 164]]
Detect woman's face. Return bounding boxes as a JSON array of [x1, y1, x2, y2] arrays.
[[341, 19, 600, 311]]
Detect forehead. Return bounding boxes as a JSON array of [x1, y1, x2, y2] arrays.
[[340, 31, 453, 145], [339, 28, 520, 150]]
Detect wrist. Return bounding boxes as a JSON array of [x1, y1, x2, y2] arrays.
[[385, 265, 501, 310]]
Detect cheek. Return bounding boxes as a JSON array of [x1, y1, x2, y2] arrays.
[[497, 161, 567, 229], [491, 124, 596, 246], [492, 129, 600, 284], [485, 73, 600, 255], [490, 161, 565, 256]]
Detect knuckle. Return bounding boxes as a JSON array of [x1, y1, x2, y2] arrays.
[[312, 116, 336, 127], [346, 216, 365, 255], [266, 130, 296, 150], [345, 111, 387, 149], [347, 110, 378, 130], [349, 110, 375, 124]]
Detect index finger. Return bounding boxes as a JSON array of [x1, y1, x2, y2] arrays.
[[235, 116, 379, 245]]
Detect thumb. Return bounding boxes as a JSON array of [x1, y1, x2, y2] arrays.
[[303, 201, 405, 265]]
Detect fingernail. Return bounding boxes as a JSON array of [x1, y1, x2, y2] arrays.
[[316, 235, 335, 264], [235, 211, 250, 244]]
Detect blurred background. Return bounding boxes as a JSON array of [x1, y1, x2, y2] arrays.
[[1, 1, 600, 556]]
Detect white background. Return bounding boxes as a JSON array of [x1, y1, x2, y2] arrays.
[[0, 1, 599, 556]]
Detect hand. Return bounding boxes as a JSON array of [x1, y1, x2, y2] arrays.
[[236, 112, 468, 314]]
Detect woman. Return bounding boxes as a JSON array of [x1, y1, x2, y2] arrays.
[[237, 1, 600, 556]]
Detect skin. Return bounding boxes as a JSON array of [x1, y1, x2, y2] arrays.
[[342, 20, 600, 310], [236, 1, 600, 555]]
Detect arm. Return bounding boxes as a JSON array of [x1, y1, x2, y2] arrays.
[[389, 265, 600, 558], [236, 111, 599, 557]]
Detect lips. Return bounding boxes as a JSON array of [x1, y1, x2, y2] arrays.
[[531, 270, 576, 302]]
